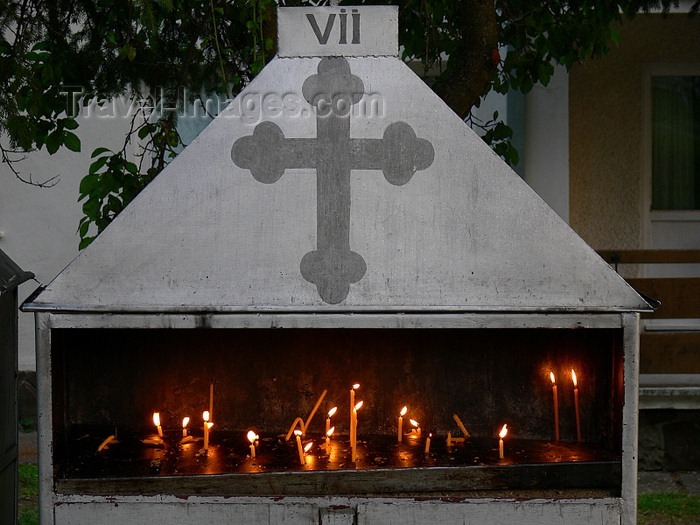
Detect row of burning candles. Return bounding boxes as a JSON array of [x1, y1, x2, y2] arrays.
[[126, 369, 582, 464]]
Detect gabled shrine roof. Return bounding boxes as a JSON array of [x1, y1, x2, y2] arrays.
[[23, 6, 650, 314]]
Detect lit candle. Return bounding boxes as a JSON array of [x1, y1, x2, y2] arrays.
[[153, 412, 163, 437], [326, 406, 338, 435], [409, 419, 421, 438], [350, 384, 359, 441], [247, 430, 259, 458], [182, 416, 190, 437], [499, 423, 508, 459], [424, 433, 432, 454], [325, 426, 335, 450], [303, 389, 327, 436], [205, 422, 214, 448], [285, 417, 305, 441], [550, 372, 560, 441], [398, 406, 407, 443], [572, 369, 581, 442], [294, 429, 305, 465], [303, 441, 313, 464], [352, 401, 363, 462], [203, 410, 211, 449]]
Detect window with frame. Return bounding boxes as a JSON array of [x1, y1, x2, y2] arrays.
[[651, 75, 700, 210]]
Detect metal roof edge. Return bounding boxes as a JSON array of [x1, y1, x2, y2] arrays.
[[0, 248, 34, 295], [20, 302, 653, 315], [0, 271, 35, 295]]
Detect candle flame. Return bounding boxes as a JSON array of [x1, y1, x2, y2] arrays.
[[304, 442, 313, 453], [429, 433, 433, 438], [549, 371, 556, 385], [352, 383, 360, 390], [182, 416, 190, 428], [499, 424, 508, 439], [327, 406, 338, 418], [294, 429, 302, 436], [410, 419, 419, 428], [354, 401, 364, 411], [153, 412, 161, 427], [203, 410, 210, 422], [572, 369, 578, 387], [400, 406, 408, 416], [206, 422, 214, 429], [327, 426, 335, 437], [247, 430, 259, 444]]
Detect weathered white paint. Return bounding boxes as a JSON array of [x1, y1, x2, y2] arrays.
[[43, 312, 625, 330], [52, 494, 624, 525], [24, 57, 649, 314], [524, 64, 570, 222], [34, 314, 53, 525], [621, 313, 640, 525], [278, 6, 398, 57]]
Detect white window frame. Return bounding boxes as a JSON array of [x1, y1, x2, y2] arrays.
[[641, 63, 700, 250]]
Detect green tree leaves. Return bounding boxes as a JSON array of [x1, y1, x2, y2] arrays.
[[78, 147, 156, 250]]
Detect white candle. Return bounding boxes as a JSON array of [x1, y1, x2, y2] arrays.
[[424, 433, 432, 454], [352, 401, 363, 462], [326, 406, 337, 435], [409, 419, 421, 438], [499, 424, 508, 459], [572, 369, 581, 442], [209, 382, 214, 420], [550, 372, 560, 441], [204, 422, 214, 449], [350, 410, 355, 452], [294, 430, 305, 465], [285, 417, 305, 441], [153, 412, 163, 437], [303, 389, 327, 436], [247, 430, 258, 458], [398, 406, 407, 443], [453, 414, 470, 438], [203, 411, 211, 449], [182, 416, 190, 437], [325, 426, 335, 450], [97, 435, 116, 452], [303, 441, 313, 464], [350, 384, 359, 443]]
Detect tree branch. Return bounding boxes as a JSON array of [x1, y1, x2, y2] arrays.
[[1, 143, 60, 187], [433, 0, 499, 119]]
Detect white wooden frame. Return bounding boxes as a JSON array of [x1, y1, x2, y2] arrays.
[[640, 62, 700, 253]]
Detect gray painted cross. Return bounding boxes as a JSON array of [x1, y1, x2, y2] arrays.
[[232, 57, 434, 304]]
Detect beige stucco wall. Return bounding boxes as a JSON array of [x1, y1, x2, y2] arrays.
[[569, 13, 700, 249]]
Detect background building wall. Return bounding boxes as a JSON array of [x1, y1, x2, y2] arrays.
[[569, 13, 700, 249], [1, 116, 133, 370]]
